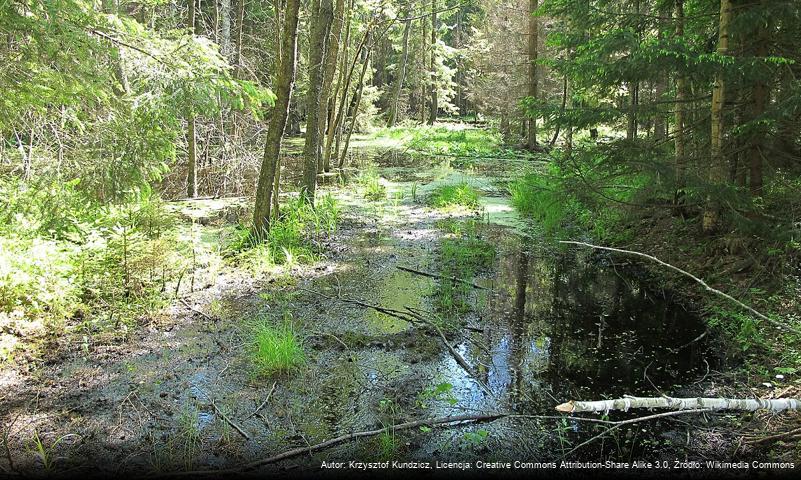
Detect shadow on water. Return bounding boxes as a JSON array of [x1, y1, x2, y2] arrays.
[[470, 235, 712, 414]]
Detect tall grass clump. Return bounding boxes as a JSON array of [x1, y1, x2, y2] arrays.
[[428, 182, 480, 209], [249, 316, 305, 377], [231, 194, 340, 270]]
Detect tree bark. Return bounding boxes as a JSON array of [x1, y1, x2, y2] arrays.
[[219, 0, 232, 60], [748, 0, 769, 197], [318, 0, 345, 173], [387, 16, 411, 128], [527, 0, 538, 149], [301, 0, 334, 204], [186, 0, 198, 198], [427, 0, 438, 125], [673, 0, 688, 208], [340, 46, 371, 166], [703, 0, 732, 233], [557, 396, 801, 413], [323, 0, 356, 170], [252, 0, 300, 235]]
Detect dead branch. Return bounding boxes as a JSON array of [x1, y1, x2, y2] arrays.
[[210, 400, 251, 441], [557, 396, 801, 413], [403, 306, 494, 397], [561, 409, 714, 457], [179, 298, 215, 321], [747, 426, 801, 445], [559, 241, 801, 335], [397, 265, 489, 290], [245, 382, 277, 420]]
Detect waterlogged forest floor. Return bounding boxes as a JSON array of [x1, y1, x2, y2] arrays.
[[0, 125, 789, 476]]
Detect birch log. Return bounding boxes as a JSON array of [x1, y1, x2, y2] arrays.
[[557, 396, 801, 413]]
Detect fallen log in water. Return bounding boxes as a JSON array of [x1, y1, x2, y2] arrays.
[[557, 396, 801, 413]]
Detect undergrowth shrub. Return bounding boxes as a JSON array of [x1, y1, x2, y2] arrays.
[[0, 176, 186, 354]]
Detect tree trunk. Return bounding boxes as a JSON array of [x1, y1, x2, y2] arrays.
[[186, 0, 198, 198], [749, 0, 769, 197], [301, 0, 334, 205], [220, 0, 232, 60], [323, 0, 355, 170], [527, 0, 538, 150], [673, 0, 688, 208], [252, 0, 300, 234], [387, 16, 411, 128], [557, 396, 801, 413], [340, 47, 371, 166], [427, 0, 438, 126], [318, 0, 345, 173], [703, 0, 732, 234]]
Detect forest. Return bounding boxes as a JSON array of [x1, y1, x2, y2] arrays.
[[1, 0, 800, 476]]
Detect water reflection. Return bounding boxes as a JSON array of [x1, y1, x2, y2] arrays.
[[461, 239, 710, 414]]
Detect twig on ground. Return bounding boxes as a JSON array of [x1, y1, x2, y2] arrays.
[[245, 382, 277, 420], [210, 400, 251, 441], [178, 298, 215, 321]]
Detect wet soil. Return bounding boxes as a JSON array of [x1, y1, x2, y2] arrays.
[[0, 134, 715, 476]]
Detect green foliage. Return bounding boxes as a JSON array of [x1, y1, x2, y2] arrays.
[[0, 177, 186, 351], [417, 382, 457, 409], [707, 307, 766, 354], [428, 182, 480, 209], [249, 315, 306, 377], [232, 194, 340, 270], [357, 166, 387, 201]]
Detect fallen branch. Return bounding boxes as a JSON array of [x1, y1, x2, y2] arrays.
[[556, 396, 801, 413], [561, 409, 714, 457], [559, 241, 801, 335], [397, 266, 489, 290], [297, 287, 419, 325], [179, 298, 214, 321], [747, 426, 801, 445], [403, 306, 494, 397], [161, 413, 505, 476], [245, 382, 277, 420], [210, 401, 251, 441]]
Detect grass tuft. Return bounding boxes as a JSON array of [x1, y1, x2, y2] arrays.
[[428, 182, 480, 209], [250, 318, 305, 377]]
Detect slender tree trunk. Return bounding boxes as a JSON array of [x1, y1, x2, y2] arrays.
[[318, 0, 345, 173], [673, 0, 688, 208], [427, 0, 438, 125], [703, 0, 732, 234], [322, 0, 354, 170], [220, 0, 232, 59], [558, 396, 801, 414], [527, 0, 538, 149], [301, 0, 334, 204], [749, 0, 769, 197], [252, 0, 301, 234], [234, 0, 245, 74], [420, 15, 428, 124], [186, 0, 198, 198], [341, 47, 371, 165], [387, 17, 411, 128]]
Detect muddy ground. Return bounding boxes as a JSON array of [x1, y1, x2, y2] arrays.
[[0, 136, 748, 477]]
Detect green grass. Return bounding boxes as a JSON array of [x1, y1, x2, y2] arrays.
[[428, 182, 480, 209], [370, 125, 528, 160], [230, 194, 340, 271], [250, 318, 305, 377], [357, 165, 387, 201]]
